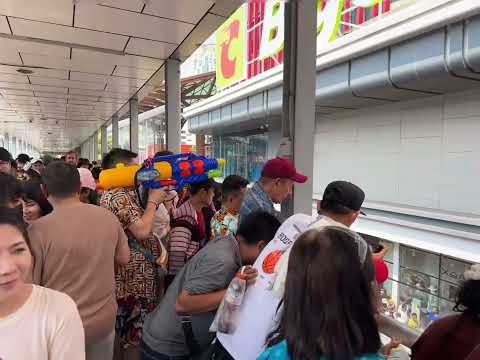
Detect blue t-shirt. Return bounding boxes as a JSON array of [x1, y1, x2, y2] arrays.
[[257, 340, 385, 360]]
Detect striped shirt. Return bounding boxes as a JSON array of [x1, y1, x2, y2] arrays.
[[167, 200, 201, 275]]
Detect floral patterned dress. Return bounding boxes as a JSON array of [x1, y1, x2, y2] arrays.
[[210, 207, 239, 240], [101, 188, 161, 348]]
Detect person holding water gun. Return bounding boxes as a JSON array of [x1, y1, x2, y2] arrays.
[[100, 148, 169, 359]]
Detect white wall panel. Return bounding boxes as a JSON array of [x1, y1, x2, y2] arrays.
[[314, 89, 480, 216]]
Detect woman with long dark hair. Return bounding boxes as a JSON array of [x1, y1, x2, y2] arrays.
[[411, 264, 480, 359], [0, 208, 84, 359], [22, 180, 53, 223], [259, 227, 383, 360]]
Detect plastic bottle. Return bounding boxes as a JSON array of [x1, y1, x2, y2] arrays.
[[217, 268, 247, 334]]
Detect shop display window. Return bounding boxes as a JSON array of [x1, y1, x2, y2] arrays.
[[366, 232, 471, 334], [212, 133, 268, 183]]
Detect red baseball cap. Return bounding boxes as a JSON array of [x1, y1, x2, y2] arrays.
[[373, 257, 389, 284], [261, 157, 308, 183]]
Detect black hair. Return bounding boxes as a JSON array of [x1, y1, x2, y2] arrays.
[[42, 162, 80, 198], [236, 211, 280, 245], [0, 173, 23, 206], [10, 159, 17, 170], [454, 278, 480, 317], [222, 175, 249, 200], [77, 158, 92, 169], [319, 199, 354, 215], [102, 148, 137, 169], [155, 150, 174, 157], [189, 178, 216, 196], [22, 180, 53, 216], [90, 166, 102, 181], [267, 227, 381, 360], [0, 207, 30, 250]]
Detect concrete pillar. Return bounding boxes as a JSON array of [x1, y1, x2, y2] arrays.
[[195, 134, 205, 155], [130, 98, 139, 154], [166, 59, 181, 153], [94, 132, 99, 161], [279, 0, 316, 216], [112, 114, 119, 148], [11, 136, 17, 157], [4, 133, 9, 153], [101, 125, 107, 158]]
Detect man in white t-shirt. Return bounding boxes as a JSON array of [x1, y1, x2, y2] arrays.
[[209, 181, 375, 360]]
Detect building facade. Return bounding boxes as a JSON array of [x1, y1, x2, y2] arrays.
[[184, 0, 480, 335]]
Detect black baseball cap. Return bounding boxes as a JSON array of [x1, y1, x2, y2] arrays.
[[0, 147, 13, 162], [16, 153, 32, 163], [321, 181, 366, 215]]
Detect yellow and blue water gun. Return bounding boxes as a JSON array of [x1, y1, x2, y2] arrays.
[[99, 153, 225, 191]]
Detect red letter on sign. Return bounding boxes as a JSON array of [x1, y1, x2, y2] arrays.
[[220, 20, 240, 79]]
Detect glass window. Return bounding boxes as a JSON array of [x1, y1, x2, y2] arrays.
[[440, 280, 460, 303], [118, 118, 130, 150], [440, 256, 471, 286], [399, 268, 439, 295], [400, 246, 440, 278], [212, 133, 268, 182]]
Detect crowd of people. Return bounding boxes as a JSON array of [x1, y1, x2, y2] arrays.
[[0, 145, 479, 360]]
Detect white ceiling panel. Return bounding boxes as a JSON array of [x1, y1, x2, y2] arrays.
[[29, 76, 106, 91], [97, 0, 144, 12], [103, 84, 136, 94], [0, 0, 74, 26], [0, 15, 11, 34], [37, 98, 67, 105], [0, 82, 33, 91], [69, 71, 144, 88], [71, 48, 163, 70], [0, 73, 29, 84], [0, 37, 70, 59], [69, 71, 111, 84], [1, 89, 34, 96], [10, 18, 129, 51], [21, 53, 116, 75], [126, 38, 177, 59], [67, 94, 99, 102], [0, 65, 69, 79], [34, 92, 68, 99], [0, 50, 22, 65], [113, 66, 156, 80], [7, 98, 38, 105], [143, 0, 214, 24], [75, 3, 194, 44], [31, 85, 68, 94]]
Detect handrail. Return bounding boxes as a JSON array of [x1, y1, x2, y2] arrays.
[[378, 314, 421, 348]]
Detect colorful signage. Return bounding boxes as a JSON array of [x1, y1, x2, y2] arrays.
[[216, 0, 394, 90], [215, 5, 247, 89]]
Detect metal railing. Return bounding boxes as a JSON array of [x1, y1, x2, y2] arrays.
[[378, 314, 421, 349]]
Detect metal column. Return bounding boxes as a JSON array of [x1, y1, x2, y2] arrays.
[[101, 125, 108, 157], [4, 133, 9, 153], [166, 58, 181, 153], [112, 114, 119, 148], [279, 0, 317, 216], [93, 132, 99, 162], [130, 97, 139, 154]]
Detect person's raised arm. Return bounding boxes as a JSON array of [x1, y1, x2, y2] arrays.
[[128, 188, 167, 241]]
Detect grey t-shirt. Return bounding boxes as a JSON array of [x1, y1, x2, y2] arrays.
[[142, 235, 241, 357]]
